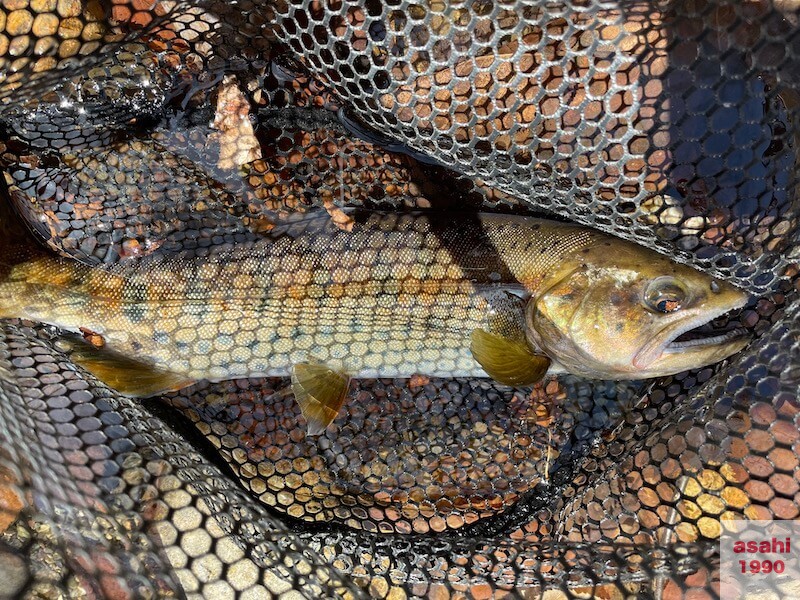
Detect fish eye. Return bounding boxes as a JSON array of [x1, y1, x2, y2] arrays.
[[644, 277, 687, 313]]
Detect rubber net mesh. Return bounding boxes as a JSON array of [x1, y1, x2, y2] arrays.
[[0, 0, 798, 598]]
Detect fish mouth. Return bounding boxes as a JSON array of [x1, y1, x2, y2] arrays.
[[634, 293, 750, 372], [664, 326, 749, 352]]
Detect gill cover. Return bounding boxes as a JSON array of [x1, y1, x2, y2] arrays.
[[527, 241, 749, 380]]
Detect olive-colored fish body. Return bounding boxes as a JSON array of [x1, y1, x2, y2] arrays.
[[0, 213, 582, 377], [0, 209, 748, 432]]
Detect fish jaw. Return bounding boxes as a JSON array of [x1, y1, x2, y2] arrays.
[[632, 290, 749, 377]]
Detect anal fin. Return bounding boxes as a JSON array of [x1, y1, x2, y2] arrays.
[[470, 328, 550, 386], [291, 362, 350, 436], [67, 341, 194, 397]]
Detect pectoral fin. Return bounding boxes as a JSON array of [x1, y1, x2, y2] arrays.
[[291, 362, 350, 436], [470, 328, 550, 386], [68, 342, 194, 397]]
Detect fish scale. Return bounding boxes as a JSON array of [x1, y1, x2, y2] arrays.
[[0, 212, 588, 382], [0, 207, 747, 407]]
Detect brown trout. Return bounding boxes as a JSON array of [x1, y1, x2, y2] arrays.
[[0, 209, 748, 434]]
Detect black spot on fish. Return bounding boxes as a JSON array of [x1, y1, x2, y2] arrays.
[[130, 341, 142, 352]]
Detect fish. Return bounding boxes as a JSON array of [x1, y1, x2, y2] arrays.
[[0, 206, 749, 435]]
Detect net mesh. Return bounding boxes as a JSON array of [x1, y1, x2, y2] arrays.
[[0, 0, 798, 598]]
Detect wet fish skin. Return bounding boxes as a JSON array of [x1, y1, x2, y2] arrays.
[[527, 236, 749, 379], [0, 211, 748, 393], [0, 212, 567, 383]]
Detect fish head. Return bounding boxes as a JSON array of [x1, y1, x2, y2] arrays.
[[526, 240, 750, 379]]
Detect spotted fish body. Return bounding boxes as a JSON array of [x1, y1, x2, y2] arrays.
[[0, 209, 749, 434], [0, 212, 596, 381]]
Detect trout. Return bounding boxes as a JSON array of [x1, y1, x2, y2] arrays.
[[0, 209, 748, 434]]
